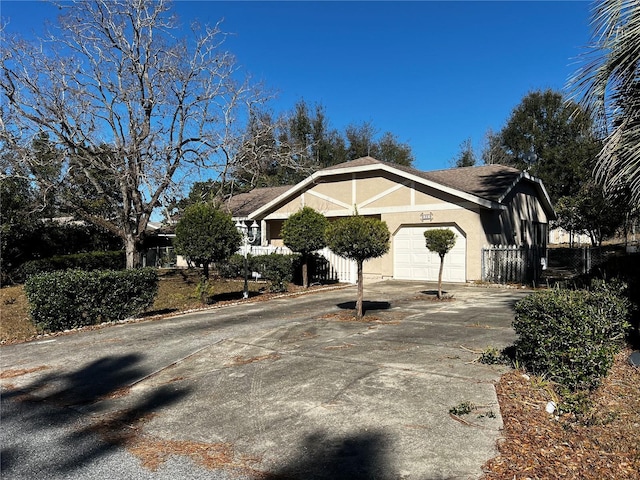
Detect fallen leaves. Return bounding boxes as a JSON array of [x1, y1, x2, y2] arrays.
[[0, 365, 50, 379], [227, 353, 281, 366], [483, 350, 640, 479]]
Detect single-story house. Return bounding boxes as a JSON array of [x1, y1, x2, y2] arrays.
[[224, 156, 555, 283]]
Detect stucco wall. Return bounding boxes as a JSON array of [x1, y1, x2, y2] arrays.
[[261, 171, 490, 281], [256, 169, 551, 282]]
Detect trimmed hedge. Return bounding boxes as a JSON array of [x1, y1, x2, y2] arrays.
[[513, 280, 631, 391], [17, 250, 125, 282], [25, 268, 158, 333], [217, 253, 298, 292], [254, 254, 297, 292], [216, 254, 247, 279]]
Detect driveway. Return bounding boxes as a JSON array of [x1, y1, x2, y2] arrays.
[[1, 280, 529, 479]]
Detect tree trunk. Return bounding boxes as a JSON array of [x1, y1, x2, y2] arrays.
[[125, 235, 138, 269], [356, 260, 364, 320], [302, 256, 309, 288], [437, 254, 445, 299]]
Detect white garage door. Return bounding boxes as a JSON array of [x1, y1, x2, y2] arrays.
[[394, 225, 466, 282]]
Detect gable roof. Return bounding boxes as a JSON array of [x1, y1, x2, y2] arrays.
[[232, 157, 555, 220]]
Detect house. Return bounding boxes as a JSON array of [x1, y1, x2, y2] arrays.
[[225, 156, 555, 283]]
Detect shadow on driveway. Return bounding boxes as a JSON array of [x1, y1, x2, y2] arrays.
[[336, 301, 391, 314], [264, 430, 389, 480], [1, 353, 191, 476]]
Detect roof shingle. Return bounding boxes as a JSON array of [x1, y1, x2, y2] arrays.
[[225, 157, 546, 217]]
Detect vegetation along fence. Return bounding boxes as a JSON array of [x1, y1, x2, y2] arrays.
[[143, 243, 358, 284], [481, 245, 546, 285], [240, 245, 357, 284], [546, 247, 616, 276]]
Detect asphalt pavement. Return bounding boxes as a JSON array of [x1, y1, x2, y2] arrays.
[[1, 280, 530, 479]]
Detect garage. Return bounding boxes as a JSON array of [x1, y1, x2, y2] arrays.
[[393, 225, 466, 282]]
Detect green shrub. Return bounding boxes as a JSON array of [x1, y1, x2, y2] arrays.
[[216, 254, 247, 279], [513, 280, 631, 391], [252, 254, 297, 292], [17, 250, 125, 281], [25, 268, 158, 332]]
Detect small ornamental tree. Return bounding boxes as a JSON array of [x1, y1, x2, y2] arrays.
[[282, 206, 329, 288], [174, 203, 242, 282], [424, 229, 457, 299], [326, 215, 390, 320]]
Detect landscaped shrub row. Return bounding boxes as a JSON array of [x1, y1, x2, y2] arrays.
[[17, 250, 125, 282], [513, 280, 631, 391], [217, 253, 300, 292], [254, 254, 297, 292], [25, 268, 158, 333]]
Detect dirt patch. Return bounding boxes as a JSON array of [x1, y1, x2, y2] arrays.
[[483, 350, 640, 479], [227, 353, 281, 366], [318, 312, 401, 325], [0, 285, 36, 344], [0, 365, 50, 379], [99, 386, 132, 401]]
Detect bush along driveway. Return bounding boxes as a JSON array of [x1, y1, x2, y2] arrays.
[[1, 281, 529, 480]]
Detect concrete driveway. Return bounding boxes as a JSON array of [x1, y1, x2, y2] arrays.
[[1, 280, 529, 480]]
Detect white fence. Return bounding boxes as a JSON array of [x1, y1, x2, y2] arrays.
[[240, 245, 357, 284], [481, 244, 546, 285], [152, 244, 357, 284]]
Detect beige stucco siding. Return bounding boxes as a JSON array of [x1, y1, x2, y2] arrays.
[[378, 206, 484, 280], [256, 168, 551, 283], [309, 180, 353, 207], [261, 173, 488, 281]]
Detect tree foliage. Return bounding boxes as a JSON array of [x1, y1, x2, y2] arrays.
[[174, 203, 241, 280], [424, 229, 457, 299], [555, 182, 629, 247], [282, 206, 329, 288], [571, 0, 640, 205], [1, 141, 122, 283], [1, 0, 270, 268], [230, 100, 415, 190], [451, 138, 477, 168], [488, 89, 601, 202], [325, 215, 390, 320]]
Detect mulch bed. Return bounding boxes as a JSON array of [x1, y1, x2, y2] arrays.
[[483, 350, 640, 479]]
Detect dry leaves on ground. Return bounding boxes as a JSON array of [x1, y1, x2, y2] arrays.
[[483, 350, 640, 480]]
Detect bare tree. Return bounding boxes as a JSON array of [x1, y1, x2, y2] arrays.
[[1, 0, 271, 268], [218, 106, 312, 196]]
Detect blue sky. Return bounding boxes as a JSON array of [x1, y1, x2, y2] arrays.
[[2, 1, 593, 172]]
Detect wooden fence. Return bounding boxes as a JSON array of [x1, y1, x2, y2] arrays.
[[481, 245, 546, 285]]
